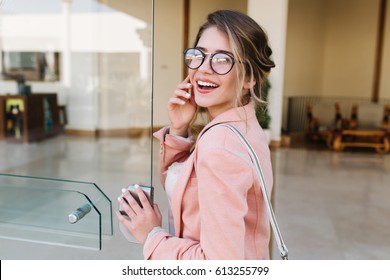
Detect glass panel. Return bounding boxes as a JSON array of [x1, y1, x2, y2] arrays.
[[0, 174, 112, 250], [0, 0, 153, 259]]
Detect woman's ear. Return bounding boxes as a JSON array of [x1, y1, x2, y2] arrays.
[[243, 77, 256, 90]]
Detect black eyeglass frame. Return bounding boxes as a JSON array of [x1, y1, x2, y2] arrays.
[[183, 48, 236, 75]]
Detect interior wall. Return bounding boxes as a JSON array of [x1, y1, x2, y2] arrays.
[[284, 0, 388, 100], [379, 0, 390, 100], [153, 0, 184, 128], [322, 0, 379, 98], [188, 0, 247, 46], [284, 0, 326, 97]]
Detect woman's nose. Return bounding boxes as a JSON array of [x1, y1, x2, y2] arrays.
[[198, 58, 213, 73]]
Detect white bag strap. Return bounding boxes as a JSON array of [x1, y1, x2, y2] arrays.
[[216, 124, 288, 260]]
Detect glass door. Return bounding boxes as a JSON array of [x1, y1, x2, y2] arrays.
[[0, 174, 112, 250], [0, 0, 154, 259]]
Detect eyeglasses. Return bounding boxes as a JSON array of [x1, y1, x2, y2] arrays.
[[183, 48, 236, 75]]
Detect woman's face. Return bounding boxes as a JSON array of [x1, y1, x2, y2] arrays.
[[189, 26, 240, 119]]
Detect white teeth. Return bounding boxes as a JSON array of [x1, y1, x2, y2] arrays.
[[197, 81, 218, 88]]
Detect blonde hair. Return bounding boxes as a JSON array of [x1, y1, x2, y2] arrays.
[[195, 10, 274, 105], [189, 10, 275, 136]]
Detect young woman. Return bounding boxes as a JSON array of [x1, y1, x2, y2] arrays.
[[117, 10, 275, 260]]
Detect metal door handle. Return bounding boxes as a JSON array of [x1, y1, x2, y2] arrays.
[[68, 203, 92, 224]]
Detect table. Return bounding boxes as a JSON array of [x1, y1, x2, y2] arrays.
[[332, 129, 390, 153]]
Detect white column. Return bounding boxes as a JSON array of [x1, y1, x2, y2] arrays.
[[140, 47, 150, 80], [248, 0, 289, 144], [0, 17, 2, 75], [0, 5, 4, 76], [62, 0, 71, 88]]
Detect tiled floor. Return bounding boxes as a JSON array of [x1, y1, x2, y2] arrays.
[[0, 135, 389, 260]]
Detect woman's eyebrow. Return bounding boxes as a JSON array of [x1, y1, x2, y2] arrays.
[[196, 46, 233, 55]]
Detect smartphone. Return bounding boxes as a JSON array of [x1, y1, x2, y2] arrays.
[[119, 184, 154, 243], [127, 184, 154, 207]]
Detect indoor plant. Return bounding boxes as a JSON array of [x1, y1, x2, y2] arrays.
[[256, 79, 271, 142]]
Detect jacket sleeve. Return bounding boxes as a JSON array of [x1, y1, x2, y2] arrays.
[[143, 231, 207, 259], [144, 127, 254, 259], [153, 127, 195, 185]]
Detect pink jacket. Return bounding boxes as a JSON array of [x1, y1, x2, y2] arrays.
[[144, 103, 273, 259]]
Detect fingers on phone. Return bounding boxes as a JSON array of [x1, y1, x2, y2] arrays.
[[171, 85, 191, 107], [169, 97, 186, 106], [121, 189, 142, 211], [135, 186, 151, 209]]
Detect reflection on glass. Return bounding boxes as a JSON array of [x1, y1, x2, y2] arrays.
[[1, 51, 60, 82]]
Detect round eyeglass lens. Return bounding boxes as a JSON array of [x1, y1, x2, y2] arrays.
[[211, 53, 234, 75], [184, 49, 204, 69]]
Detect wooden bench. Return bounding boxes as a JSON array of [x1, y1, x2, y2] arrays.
[[332, 129, 390, 153]]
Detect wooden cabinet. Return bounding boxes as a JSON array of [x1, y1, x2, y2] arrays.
[[0, 94, 62, 142]]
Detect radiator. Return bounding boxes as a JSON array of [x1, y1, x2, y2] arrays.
[[284, 96, 390, 133]]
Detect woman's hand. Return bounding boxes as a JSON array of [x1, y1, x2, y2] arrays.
[[116, 185, 162, 244], [168, 75, 197, 137]]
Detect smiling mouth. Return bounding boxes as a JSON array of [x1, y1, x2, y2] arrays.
[[197, 80, 219, 90]]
